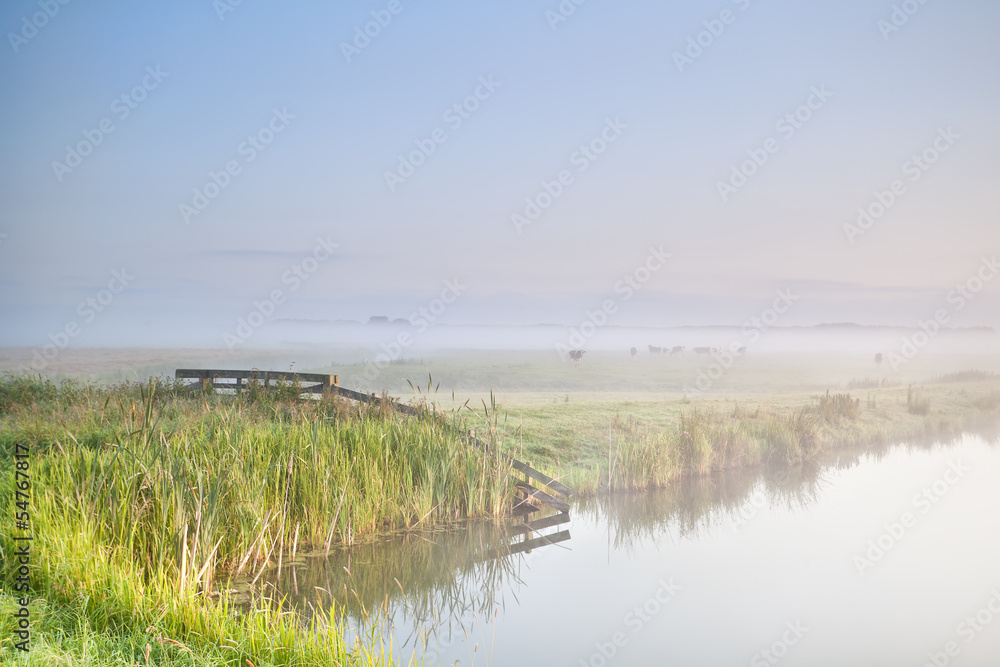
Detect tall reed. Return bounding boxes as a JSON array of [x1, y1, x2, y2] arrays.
[[1, 375, 517, 665], [592, 407, 818, 493]]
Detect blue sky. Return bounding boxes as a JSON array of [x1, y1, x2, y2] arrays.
[[1, 0, 998, 347]]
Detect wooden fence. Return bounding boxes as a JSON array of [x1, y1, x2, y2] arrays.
[[174, 368, 341, 395], [174, 369, 573, 516]]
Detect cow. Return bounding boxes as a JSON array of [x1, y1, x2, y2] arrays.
[[693, 346, 712, 355], [630, 347, 638, 360], [875, 352, 883, 368], [569, 349, 586, 365], [735, 345, 747, 356], [648, 345, 662, 354], [670, 346, 685, 356]]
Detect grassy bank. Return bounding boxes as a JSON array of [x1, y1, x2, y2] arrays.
[[497, 378, 1000, 493], [0, 376, 516, 665], [2, 365, 999, 665]]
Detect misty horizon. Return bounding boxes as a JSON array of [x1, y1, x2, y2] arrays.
[[2, 1, 999, 358]]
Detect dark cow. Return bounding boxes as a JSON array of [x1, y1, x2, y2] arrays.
[[875, 352, 883, 368], [670, 346, 685, 356], [569, 349, 586, 365], [693, 346, 712, 355], [630, 347, 638, 360], [648, 345, 662, 354]]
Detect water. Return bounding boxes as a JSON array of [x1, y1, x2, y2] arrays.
[[246, 434, 1000, 666]]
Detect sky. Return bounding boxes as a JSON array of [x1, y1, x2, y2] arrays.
[[1, 0, 998, 348]]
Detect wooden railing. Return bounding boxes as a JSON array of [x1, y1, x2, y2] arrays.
[[174, 369, 340, 395]]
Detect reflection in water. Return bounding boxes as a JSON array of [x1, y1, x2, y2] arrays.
[[235, 511, 572, 655], [579, 427, 999, 553], [238, 457, 830, 651], [238, 428, 1000, 664], [577, 461, 826, 552]]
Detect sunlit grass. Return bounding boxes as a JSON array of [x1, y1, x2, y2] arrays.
[[0, 375, 517, 666]]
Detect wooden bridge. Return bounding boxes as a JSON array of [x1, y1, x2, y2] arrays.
[[174, 369, 573, 515]]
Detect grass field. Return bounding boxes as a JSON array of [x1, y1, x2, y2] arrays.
[[1, 348, 998, 665], [318, 350, 1000, 492], [325, 348, 1000, 395]]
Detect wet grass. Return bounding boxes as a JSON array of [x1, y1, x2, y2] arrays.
[[493, 378, 1000, 495], [814, 390, 862, 422], [566, 405, 822, 493], [0, 375, 516, 666], [907, 385, 931, 415]]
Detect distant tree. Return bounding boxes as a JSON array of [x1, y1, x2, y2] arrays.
[[368, 316, 389, 324]]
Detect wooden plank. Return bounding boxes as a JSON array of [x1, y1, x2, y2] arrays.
[[515, 480, 571, 513], [323, 385, 422, 416], [506, 530, 571, 556], [183, 381, 325, 393], [175, 369, 335, 383], [509, 511, 570, 535], [507, 457, 573, 497]]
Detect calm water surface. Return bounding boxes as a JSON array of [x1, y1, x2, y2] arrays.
[[248, 434, 1000, 666]]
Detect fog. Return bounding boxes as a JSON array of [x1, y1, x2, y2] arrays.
[[2, 1, 999, 363]]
